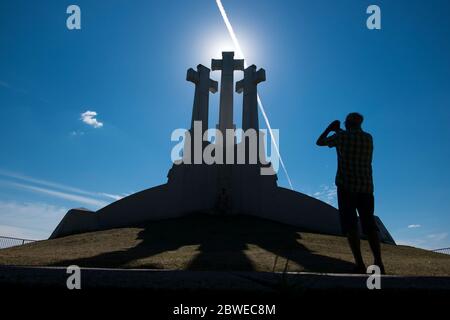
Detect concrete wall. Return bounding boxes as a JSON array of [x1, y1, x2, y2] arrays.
[[50, 183, 395, 245], [50, 208, 98, 239]]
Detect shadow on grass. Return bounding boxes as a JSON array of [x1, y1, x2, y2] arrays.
[[52, 213, 355, 273]]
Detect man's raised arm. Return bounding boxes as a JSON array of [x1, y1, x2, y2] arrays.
[[316, 120, 341, 146]]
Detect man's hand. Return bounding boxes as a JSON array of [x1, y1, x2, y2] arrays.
[[327, 120, 341, 132]]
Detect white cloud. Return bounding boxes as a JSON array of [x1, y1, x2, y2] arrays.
[[70, 130, 85, 136], [0, 169, 134, 206], [0, 170, 130, 237], [427, 233, 448, 241], [408, 224, 421, 229], [397, 232, 449, 250], [0, 170, 89, 196], [0, 201, 68, 240], [313, 184, 337, 206], [0, 170, 117, 208], [0, 171, 132, 240], [6, 181, 108, 208], [99, 193, 124, 201], [81, 110, 103, 128], [0, 224, 46, 241]]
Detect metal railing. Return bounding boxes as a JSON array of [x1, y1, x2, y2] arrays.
[[433, 247, 450, 255], [0, 236, 36, 249]]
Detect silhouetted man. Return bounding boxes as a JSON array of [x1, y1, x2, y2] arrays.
[[316, 113, 385, 274]]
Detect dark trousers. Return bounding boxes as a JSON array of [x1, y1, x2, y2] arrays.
[[337, 187, 377, 235]]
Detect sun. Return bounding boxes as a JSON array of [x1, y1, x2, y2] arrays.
[[201, 36, 239, 62]]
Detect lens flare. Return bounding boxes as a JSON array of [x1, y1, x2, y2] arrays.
[[215, 0, 294, 190]]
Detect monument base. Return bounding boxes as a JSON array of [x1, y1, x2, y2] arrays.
[[50, 162, 395, 244]]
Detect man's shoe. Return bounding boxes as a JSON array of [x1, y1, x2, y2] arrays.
[[374, 262, 386, 275]]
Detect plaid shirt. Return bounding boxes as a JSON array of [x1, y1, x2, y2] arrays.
[[325, 129, 374, 193]]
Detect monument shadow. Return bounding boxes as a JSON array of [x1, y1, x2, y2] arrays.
[[53, 213, 355, 273]]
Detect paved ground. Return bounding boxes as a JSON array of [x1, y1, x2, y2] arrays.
[[1, 265, 449, 292]]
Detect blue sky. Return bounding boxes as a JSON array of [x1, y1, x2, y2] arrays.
[[0, 0, 449, 249]]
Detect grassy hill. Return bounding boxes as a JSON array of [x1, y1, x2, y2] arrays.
[[0, 214, 449, 276]]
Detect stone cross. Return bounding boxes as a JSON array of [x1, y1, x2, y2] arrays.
[[236, 65, 266, 132], [212, 52, 244, 204], [186, 64, 218, 133], [185, 65, 217, 164], [211, 52, 244, 134]]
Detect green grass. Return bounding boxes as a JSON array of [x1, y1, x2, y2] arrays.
[[1, 214, 449, 276]]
